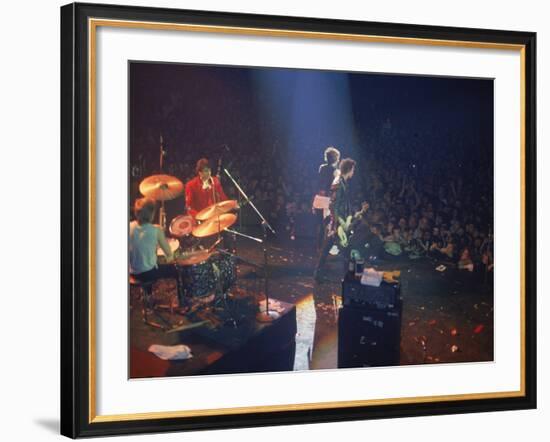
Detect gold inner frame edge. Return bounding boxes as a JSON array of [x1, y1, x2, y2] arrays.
[[87, 17, 527, 423]]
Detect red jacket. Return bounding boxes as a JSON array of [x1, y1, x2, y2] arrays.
[[185, 176, 228, 216]]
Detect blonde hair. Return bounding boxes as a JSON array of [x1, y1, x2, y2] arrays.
[[134, 197, 156, 224], [324, 146, 340, 164]]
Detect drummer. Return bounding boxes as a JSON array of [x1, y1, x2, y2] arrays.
[[185, 158, 228, 217], [129, 197, 184, 299]]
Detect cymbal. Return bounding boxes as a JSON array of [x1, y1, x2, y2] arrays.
[[176, 249, 212, 266], [195, 200, 239, 221], [139, 174, 183, 201], [192, 213, 237, 238]]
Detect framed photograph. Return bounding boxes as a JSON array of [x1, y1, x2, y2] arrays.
[[60, 2, 536, 438]]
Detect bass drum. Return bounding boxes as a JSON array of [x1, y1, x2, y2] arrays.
[[177, 251, 236, 300], [210, 252, 236, 293]]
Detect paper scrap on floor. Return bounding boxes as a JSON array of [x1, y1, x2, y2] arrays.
[[148, 344, 193, 360]]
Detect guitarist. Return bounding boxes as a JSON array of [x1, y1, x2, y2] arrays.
[[313, 158, 357, 282], [313, 146, 341, 250]]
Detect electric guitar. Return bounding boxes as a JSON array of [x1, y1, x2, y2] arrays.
[[335, 201, 369, 248]]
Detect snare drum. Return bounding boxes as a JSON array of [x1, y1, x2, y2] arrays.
[[156, 238, 180, 262]]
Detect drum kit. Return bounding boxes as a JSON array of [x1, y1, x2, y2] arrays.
[[138, 161, 280, 324], [139, 173, 240, 315]]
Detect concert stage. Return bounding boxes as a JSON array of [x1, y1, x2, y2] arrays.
[[130, 294, 296, 378], [129, 227, 494, 378]]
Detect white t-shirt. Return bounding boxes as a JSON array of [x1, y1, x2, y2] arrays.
[[129, 221, 159, 274]]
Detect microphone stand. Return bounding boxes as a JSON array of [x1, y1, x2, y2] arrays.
[[223, 168, 279, 322], [158, 134, 167, 231], [211, 176, 222, 246]]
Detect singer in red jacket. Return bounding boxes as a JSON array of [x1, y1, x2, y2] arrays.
[[185, 158, 228, 217]]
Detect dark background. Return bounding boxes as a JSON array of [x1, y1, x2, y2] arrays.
[[129, 62, 494, 243]]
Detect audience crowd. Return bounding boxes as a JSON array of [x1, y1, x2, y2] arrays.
[[131, 122, 494, 274]]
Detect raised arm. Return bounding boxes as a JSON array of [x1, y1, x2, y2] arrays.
[[349, 201, 369, 231], [157, 227, 174, 263]]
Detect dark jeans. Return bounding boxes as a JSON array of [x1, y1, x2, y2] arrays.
[[314, 209, 326, 250], [131, 263, 184, 300], [314, 234, 350, 276]]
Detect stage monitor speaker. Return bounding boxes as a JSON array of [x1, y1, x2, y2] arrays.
[[338, 301, 402, 368], [342, 274, 400, 310]]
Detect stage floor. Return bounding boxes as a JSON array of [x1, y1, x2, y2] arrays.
[[129, 228, 494, 376]]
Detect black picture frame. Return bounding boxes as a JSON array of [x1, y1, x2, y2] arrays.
[[61, 2, 537, 438]]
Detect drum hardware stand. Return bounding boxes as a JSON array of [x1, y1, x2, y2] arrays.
[[213, 279, 238, 328], [158, 134, 167, 231], [222, 227, 263, 265], [225, 228, 263, 243], [223, 168, 279, 323], [139, 273, 179, 330], [141, 294, 172, 331], [155, 280, 189, 317], [159, 201, 167, 231], [209, 217, 240, 328], [166, 320, 210, 334], [207, 236, 224, 253], [238, 191, 243, 231], [230, 196, 250, 245]]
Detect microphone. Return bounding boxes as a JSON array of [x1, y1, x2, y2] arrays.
[[217, 156, 222, 177], [159, 134, 166, 172], [160, 134, 166, 155]]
